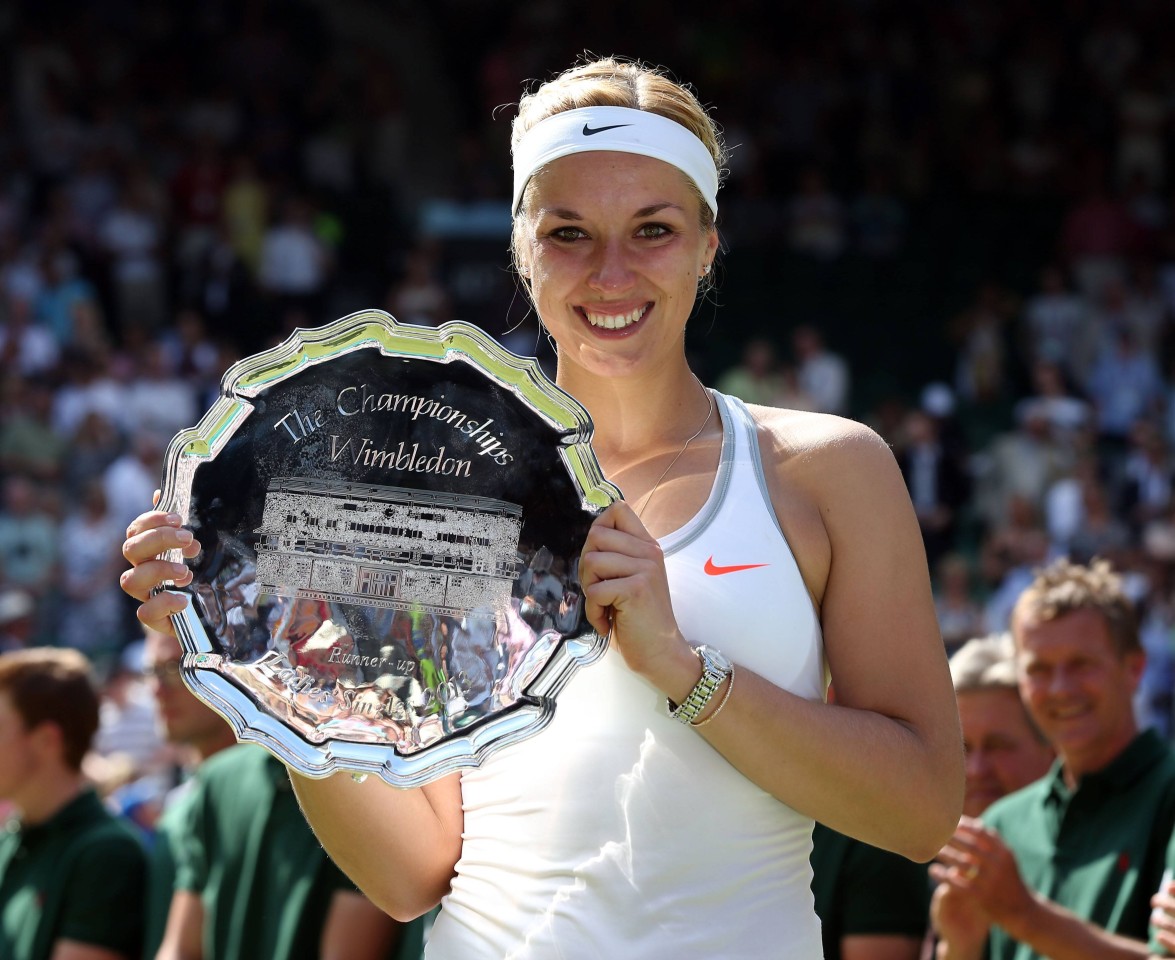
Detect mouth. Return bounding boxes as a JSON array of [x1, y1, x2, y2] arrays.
[[580, 303, 650, 331]]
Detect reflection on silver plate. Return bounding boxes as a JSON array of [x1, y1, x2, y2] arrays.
[[156, 309, 619, 787]]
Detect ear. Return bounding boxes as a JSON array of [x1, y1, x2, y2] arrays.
[[1124, 649, 1146, 691], [29, 720, 67, 765]]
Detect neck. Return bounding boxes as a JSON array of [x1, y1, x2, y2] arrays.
[[15, 768, 86, 826], [557, 359, 709, 464], [194, 729, 237, 762]]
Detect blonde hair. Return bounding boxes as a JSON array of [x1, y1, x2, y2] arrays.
[[1011, 557, 1140, 656], [949, 632, 1018, 692], [510, 56, 727, 238]]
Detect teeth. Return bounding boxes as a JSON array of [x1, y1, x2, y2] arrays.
[[585, 305, 647, 329]]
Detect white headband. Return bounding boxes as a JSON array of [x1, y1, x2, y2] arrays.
[[511, 106, 719, 218]]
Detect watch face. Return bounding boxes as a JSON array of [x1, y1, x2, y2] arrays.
[[699, 645, 731, 674]]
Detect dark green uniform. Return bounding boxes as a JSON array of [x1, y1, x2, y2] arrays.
[[173, 744, 429, 960], [983, 729, 1175, 960], [174, 744, 353, 960], [142, 777, 200, 959], [0, 789, 146, 960], [810, 821, 930, 960]]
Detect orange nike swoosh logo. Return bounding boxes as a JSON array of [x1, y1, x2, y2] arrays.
[[704, 556, 770, 576]]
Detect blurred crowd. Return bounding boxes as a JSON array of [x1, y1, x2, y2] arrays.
[[3, 0, 1175, 837]]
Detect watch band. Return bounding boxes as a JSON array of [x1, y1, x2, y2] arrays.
[[668, 645, 733, 725]]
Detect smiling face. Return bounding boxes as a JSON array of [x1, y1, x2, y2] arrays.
[[1013, 606, 1143, 782], [515, 151, 718, 385], [958, 687, 1055, 816]]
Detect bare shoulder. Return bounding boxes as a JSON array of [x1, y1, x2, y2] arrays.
[[743, 403, 895, 478], [739, 404, 903, 610]]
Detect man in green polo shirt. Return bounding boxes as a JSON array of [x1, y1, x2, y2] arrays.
[[147, 627, 424, 960], [931, 558, 1175, 959], [0, 647, 147, 960]]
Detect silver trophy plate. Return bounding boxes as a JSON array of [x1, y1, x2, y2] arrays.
[[157, 310, 619, 786]]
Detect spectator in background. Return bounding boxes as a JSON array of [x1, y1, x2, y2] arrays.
[[97, 164, 168, 335], [31, 247, 99, 348], [973, 401, 1073, 537], [786, 165, 847, 261], [793, 323, 850, 415], [0, 647, 146, 960], [88, 640, 167, 811], [1019, 264, 1088, 382], [0, 474, 57, 626], [932, 558, 1175, 959], [1059, 165, 1137, 301], [258, 192, 334, 326], [850, 164, 908, 259], [0, 294, 60, 378], [715, 336, 786, 407], [897, 407, 971, 572], [56, 478, 125, 662], [1118, 418, 1175, 537], [811, 822, 930, 960], [385, 241, 453, 328], [102, 426, 167, 537], [121, 337, 199, 440], [137, 625, 237, 959], [0, 589, 35, 653], [1084, 325, 1166, 478], [933, 553, 987, 656], [0, 375, 68, 485], [947, 632, 1055, 819], [924, 632, 1056, 959], [160, 741, 419, 960]]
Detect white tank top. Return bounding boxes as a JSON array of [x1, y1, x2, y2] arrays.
[[426, 392, 826, 958]]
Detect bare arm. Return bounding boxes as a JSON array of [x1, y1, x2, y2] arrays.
[[49, 943, 131, 960], [291, 770, 463, 921], [580, 414, 963, 860], [842, 934, 926, 960], [153, 890, 203, 960], [121, 507, 465, 922], [932, 818, 1151, 960], [319, 889, 403, 960]]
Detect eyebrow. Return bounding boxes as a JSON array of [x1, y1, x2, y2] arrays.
[[544, 201, 685, 221]]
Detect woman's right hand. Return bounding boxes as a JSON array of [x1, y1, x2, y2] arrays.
[[120, 500, 201, 637]]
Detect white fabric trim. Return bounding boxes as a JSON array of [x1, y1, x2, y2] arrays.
[[511, 106, 719, 217]]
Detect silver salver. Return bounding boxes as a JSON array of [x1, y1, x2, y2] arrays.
[[156, 309, 619, 787]]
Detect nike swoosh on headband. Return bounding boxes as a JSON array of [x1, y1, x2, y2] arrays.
[[582, 123, 633, 136], [704, 557, 770, 576]]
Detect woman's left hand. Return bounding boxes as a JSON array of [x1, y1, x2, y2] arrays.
[[578, 501, 697, 694]]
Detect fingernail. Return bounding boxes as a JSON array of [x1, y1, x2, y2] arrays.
[[166, 513, 183, 525], [176, 529, 194, 544], [172, 562, 189, 577]]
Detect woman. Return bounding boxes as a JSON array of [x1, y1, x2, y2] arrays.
[[121, 56, 963, 957]]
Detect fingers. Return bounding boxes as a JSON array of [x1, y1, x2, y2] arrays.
[[123, 515, 199, 566], [120, 558, 193, 601], [134, 590, 188, 636]]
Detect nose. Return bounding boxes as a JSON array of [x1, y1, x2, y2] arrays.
[[587, 238, 634, 293], [965, 746, 991, 779], [1046, 664, 1077, 697]]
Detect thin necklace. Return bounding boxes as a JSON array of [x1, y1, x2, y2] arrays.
[[635, 375, 715, 519]]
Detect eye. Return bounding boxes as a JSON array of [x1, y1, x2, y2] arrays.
[[636, 222, 672, 239], [549, 226, 587, 242]]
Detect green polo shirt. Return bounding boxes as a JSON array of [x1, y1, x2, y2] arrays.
[[143, 776, 200, 959], [810, 822, 930, 960], [0, 788, 146, 960], [174, 744, 355, 960], [983, 728, 1175, 960]]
